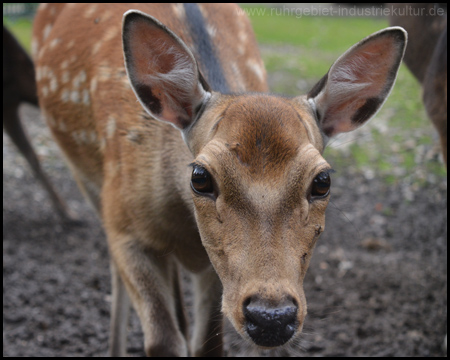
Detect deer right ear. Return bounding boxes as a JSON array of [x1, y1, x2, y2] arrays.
[[306, 27, 407, 138], [122, 10, 211, 131]]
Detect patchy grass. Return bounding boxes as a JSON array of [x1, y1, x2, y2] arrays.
[[244, 5, 446, 184], [242, 5, 385, 51]]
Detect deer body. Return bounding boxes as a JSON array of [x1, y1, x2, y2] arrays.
[[3, 25, 73, 221], [389, 3, 447, 166], [33, 3, 406, 356]]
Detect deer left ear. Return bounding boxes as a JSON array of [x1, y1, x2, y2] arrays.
[[122, 10, 211, 131], [306, 27, 407, 138]]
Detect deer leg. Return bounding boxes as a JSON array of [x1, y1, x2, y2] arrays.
[[108, 234, 189, 356], [3, 105, 74, 220], [191, 268, 223, 357], [109, 260, 131, 357], [424, 86, 447, 167], [172, 263, 189, 342], [423, 28, 447, 168]]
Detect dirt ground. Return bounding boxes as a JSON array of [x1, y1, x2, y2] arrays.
[[3, 95, 447, 357]]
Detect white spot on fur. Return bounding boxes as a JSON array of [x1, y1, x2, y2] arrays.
[[103, 27, 118, 43], [172, 3, 186, 21], [99, 137, 106, 152], [92, 42, 102, 55], [82, 89, 90, 105], [61, 89, 70, 103], [70, 128, 97, 145], [231, 63, 245, 91], [50, 76, 58, 92], [72, 70, 87, 88], [106, 116, 116, 139], [207, 24, 217, 38], [71, 129, 88, 145], [49, 37, 60, 49], [70, 131, 80, 145], [70, 90, 80, 103], [90, 76, 98, 92], [246, 59, 266, 83], [84, 4, 98, 18], [197, 3, 208, 18], [126, 129, 141, 144], [43, 24, 52, 42], [238, 30, 248, 44]]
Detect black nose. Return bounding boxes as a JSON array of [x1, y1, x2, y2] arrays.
[[243, 296, 298, 347]]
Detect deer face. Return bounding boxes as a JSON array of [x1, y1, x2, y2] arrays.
[[187, 94, 330, 346]]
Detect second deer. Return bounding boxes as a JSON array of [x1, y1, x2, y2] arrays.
[[3, 25, 73, 221], [389, 3, 447, 167]]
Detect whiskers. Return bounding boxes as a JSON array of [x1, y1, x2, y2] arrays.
[[329, 198, 362, 241]]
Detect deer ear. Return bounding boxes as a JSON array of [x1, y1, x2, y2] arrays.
[[307, 27, 407, 138], [123, 10, 211, 131]]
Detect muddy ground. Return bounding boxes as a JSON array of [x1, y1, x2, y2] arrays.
[[3, 98, 447, 356]]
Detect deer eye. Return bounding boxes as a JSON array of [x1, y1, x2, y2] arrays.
[[191, 165, 214, 195], [311, 171, 331, 199]]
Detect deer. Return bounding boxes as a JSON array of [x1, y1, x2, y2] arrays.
[[389, 3, 447, 167], [32, 3, 407, 357], [389, 5, 447, 352], [3, 25, 73, 221]]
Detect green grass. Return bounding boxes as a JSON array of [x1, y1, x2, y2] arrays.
[[242, 5, 387, 51], [243, 5, 446, 183], [244, 5, 389, 82]]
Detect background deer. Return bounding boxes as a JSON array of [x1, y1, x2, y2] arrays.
[[3, 25, 73, 221], [33, 3, 406, 356], [389, 3, 447, 167]]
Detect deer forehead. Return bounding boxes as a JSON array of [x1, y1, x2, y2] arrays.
[[198, 94, 324, 177], [193, 96, 329, 216]]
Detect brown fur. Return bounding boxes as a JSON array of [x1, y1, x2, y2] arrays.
[[33, 3, 406, 356], [389, 3, 447, 166]]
